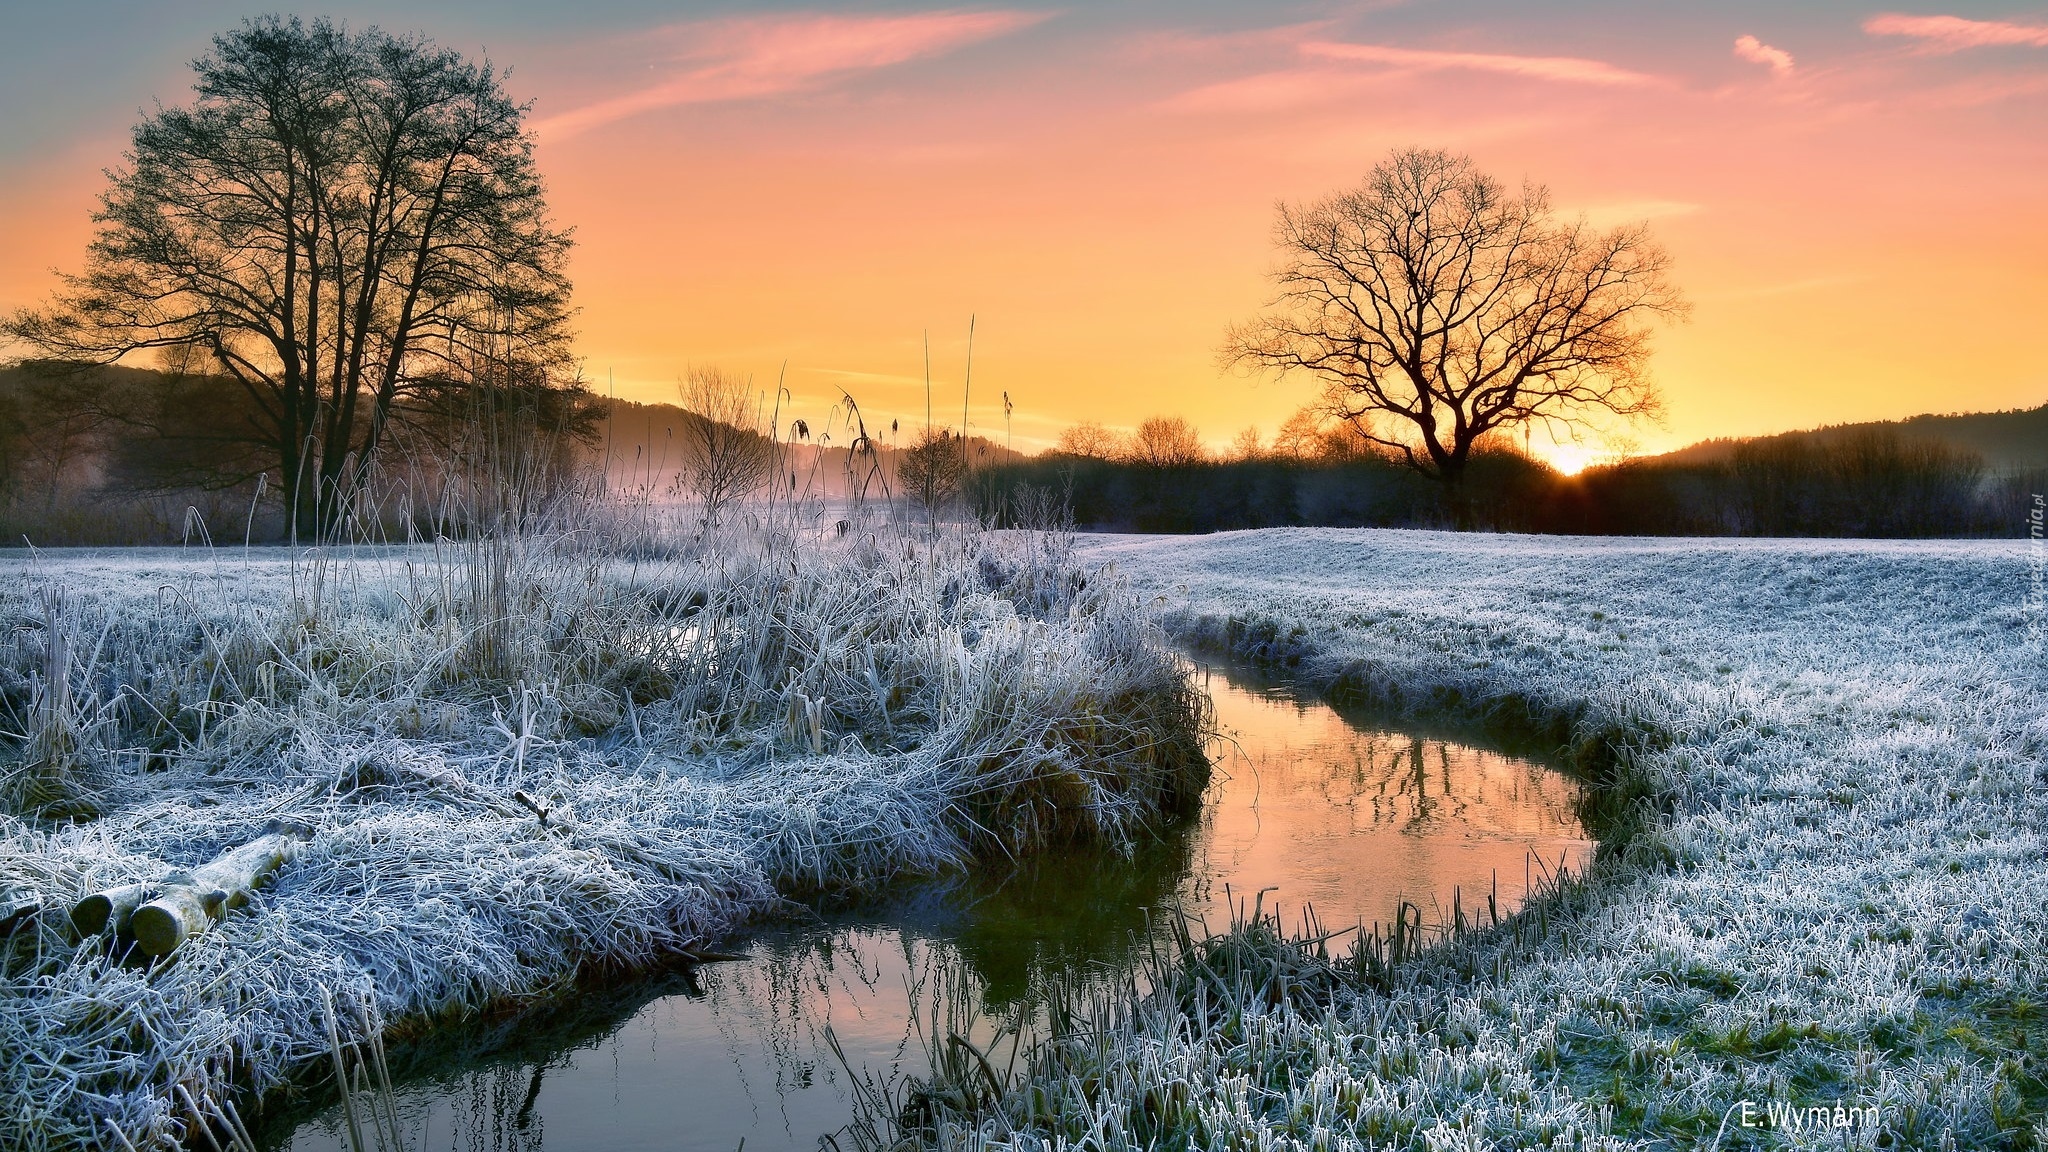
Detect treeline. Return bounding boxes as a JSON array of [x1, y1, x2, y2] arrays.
[[975, 427, 2037, 537], [0, 360, 1027, 545], [0, 360, 600, 545]]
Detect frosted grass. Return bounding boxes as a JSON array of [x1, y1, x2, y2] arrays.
[[0, 524, 1208, 1151], [909, 528, 2046, 1150]]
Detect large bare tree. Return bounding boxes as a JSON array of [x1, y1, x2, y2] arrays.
[[1223, 148, 1684, 490], [4, 16, 573, 539]]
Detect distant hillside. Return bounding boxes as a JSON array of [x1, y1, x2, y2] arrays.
[[1654, 402, 2048, 473], [0, 365, 1021, 514]]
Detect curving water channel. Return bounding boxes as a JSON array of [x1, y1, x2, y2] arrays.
[[267, 661, 1594, 1152]]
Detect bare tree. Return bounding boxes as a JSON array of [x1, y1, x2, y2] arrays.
[[675, 366, 775, 525], [1123, 416, 1205, 469], [1269, 406, 1328, 460], [4, 17, 574, 540], [898, 426, 967, 528], [1229, 425, 1265, 461], [1055, 420, 1122, 460], [1272, 402, 1388, 462], [1223, 148, 1684, 491]]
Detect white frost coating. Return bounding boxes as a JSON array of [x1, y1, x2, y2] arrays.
[[924, 528, 2043, 1150], [0, 529, 1206, 1151]]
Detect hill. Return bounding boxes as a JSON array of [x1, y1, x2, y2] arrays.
[[1652, 402, 2048, 473]]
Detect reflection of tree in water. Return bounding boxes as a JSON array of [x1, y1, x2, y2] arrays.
[[1317, 733, 1462, 833], [695, 923, 916, 1119], [682, 819, 1196, 1122], [448, 1062, 547, 1152], [1205, 668, 1582, 840]]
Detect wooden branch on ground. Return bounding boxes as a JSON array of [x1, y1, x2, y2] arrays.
[[2, 887, 39, 934], [388, 758, 528, 820]]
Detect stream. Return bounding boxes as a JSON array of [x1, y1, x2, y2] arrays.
[[268, 660, 1594, 1151]]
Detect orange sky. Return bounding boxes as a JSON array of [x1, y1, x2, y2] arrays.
[[2, 3, 2044, 462]]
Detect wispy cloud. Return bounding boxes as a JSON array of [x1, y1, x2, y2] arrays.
[[1300, 40, 1660, 86], [1158, 69, 1375, 114], [535, 9, 1050, 140], [1733, 34, 1795, 76], [1863, 12, 2048, 51]]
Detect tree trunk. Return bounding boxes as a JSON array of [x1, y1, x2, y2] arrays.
[[1433, 457, 1474, 528], [75, 825, 309, 956]]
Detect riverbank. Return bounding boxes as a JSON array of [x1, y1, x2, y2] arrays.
[[0, 528, 1208, 1151], [265, 655, 1592, 1150], [911, 529, 2045, 1149]]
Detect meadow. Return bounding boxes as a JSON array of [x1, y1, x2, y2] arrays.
[[3, 514, 2038, 1151], [0, 514, 1209, 1151], [895, 528, 2046, 1150]]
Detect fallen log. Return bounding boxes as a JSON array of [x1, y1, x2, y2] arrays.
[[70, 881, 153, 936], [69, 824, 311, 957]]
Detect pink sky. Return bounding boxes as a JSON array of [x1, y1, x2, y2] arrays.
[[2, 5, 2043, 462]]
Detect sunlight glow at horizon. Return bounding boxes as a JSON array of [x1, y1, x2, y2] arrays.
[[0, 3, 2042, 460], [1539, 444, 1614, 477]]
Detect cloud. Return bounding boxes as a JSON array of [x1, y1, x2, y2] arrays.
[[1733, 34, 1795, 76], [1300, 40, 1660, 86], [1158, 68, 1377, 113], [1863, 13, 2048, 51], [535, 9, 1049, 140]]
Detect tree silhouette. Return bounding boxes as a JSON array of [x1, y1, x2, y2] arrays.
[[675, 366, 776, 526], [1124, 416, 1205, 469], [1054, 420, 1121, 460], [5, 16, 573, 539], [1224, 148, 1684, 493], [898, 426, 967, 530]]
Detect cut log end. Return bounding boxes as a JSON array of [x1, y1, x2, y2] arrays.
[[71, 881, 154, 937], [72, 894, 115, 936], [130, 903, 189, 957]]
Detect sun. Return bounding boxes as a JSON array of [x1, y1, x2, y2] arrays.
[[1540, 444, 1608, 476]]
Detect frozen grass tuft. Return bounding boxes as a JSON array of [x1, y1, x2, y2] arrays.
[[0, 520, 1208, 1151], [899, 529, 2047, 1151]]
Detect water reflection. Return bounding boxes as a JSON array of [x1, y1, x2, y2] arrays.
[[1188, 663, 1593, 933], [269, 662, 1591, 1152]]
